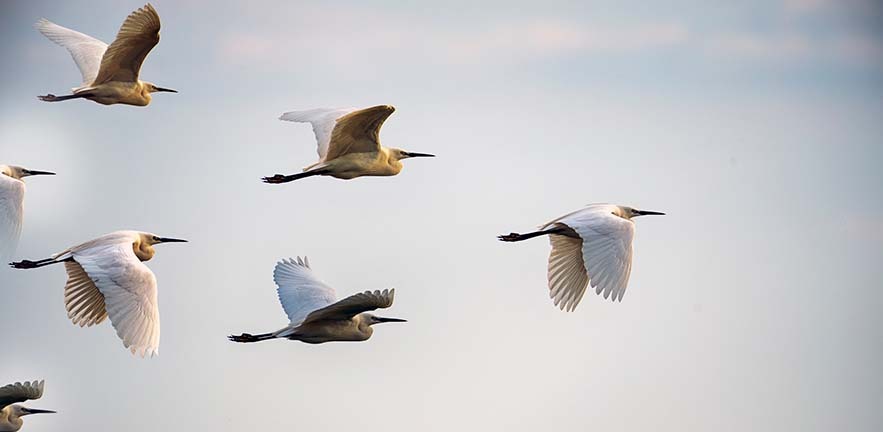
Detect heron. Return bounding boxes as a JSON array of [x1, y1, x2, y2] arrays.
[[229, 257, 406, 344], [0, 381, 55, 432], [10, 231, 187, 357], [0, 165, 55, 261], [498, 204, 664, 311], [262, 105, 434, 183], [35, 3, 177, 106]]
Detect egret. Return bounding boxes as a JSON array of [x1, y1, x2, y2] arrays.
[[10, 231, 188, 357], [0, 380, 55, 432], [0, 165, 55, 261], [498, 204, 664, 311], [35, 3, 176, 106], [262, 105, 434, 183], [229, 257, 406, 344]]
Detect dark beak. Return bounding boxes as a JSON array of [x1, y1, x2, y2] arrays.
[[22, 408, 56, 415], [157, 237, 188, 243], [23, 170, 56, 177], [155, 87, 178, 93], [635, 209, 666, 216], [405, 152, 435, 158], [375, 317, 407, 323]]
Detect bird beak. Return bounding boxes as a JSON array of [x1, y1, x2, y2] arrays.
[[404, 152, 435, 158], [22, 408, 56, 416], [155, 87, 178, 93], [375, 317, 407, 323], [157, 237, 188, 243], [634, 209, 666, 216], [22, 170, 56, 177]]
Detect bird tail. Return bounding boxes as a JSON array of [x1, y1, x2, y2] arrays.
[[228, 332, 276, 343]]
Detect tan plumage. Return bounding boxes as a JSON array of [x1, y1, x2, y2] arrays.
[[36, 3, 177, 106], [263, 105, 435, 183], [0, 381, 54, 432]]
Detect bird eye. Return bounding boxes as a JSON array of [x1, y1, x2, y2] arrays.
[[152, 236, 160, 241]]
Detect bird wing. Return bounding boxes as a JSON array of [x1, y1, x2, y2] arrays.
[[0, 381, 44, 409], [547, 232, 591, 311], [273, 257, 337, 325], [73, 241, 160, 357], [302, 289, 395, 324], [92, 3, 161, 84], [279, 108, 357, 161], [325, 105, 396, 160], [559, 209, 635, 302], [63, 260, 109, 327], [35, 18, 108, 86], [0, 175, 24, 261]]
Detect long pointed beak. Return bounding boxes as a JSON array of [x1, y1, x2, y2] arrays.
[[406, 152, 435, 158], [22, 408, 56, 415], [157, 237, 188, 243], [375, 317, 407, 323], [635, 210, 666, 216], [23, 170, 56, 177], [155, 87, 178, 93]]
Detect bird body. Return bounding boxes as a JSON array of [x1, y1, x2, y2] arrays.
[[0, 381, 55, 432], [263, 105, 434, 183], [229, 257, 406, 344], [0, 165, 55, 261], [499, 204, 664, 311], [35, 3, 176, 106], [10, 231, 187, 357]]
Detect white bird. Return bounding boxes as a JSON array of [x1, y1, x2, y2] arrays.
[[0, 165, 55, 261], [10, 231, 187, 357], [262, 105, 434, 183], [0, 381, 55, 432], [229, 257, 406, 344], [499, 204, 664, 311], [35, 3, 177, 106]]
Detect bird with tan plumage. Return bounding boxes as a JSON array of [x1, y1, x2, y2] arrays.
[[35, 3, 177, 106], [9, 230, 187, 357], [0, 380, 55, 432], [262, 105, 435, 183], [229, 257, 406, 344]]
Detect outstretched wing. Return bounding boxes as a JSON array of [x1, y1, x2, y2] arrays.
[[547, 231, 590, 311], [325, 105, 395, 160], [273, 257, 337, 326], [558, 209, 635, 302], [0, 175, 24, 261], [73, 241, 160, 357], [279, 108, 357, 161], [0, 380, 45, 409], [92, 3, 161, 84], [302, 289, 395, 324], [35, 18, 108, 86], [63, 260, 109, 327]]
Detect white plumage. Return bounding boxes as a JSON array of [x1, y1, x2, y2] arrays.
[[0, 165, 54, 261]]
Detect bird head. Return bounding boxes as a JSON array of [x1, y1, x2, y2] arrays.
[[10, 404, 56, 418], [365, 314, 408, 326], [388, 148, 435, 162], [143, 82, 178, 94], [140, 232, 189, 247], [0, 165, 56, 181], [132, 232, 188, 262], [621, 206, 666, 220]]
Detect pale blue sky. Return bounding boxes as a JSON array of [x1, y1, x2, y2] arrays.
[[1, 1, 881, 431]]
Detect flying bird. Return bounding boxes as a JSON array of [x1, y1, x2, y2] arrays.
[[0, 165, 55, 261], [229, 257, 406, 344], [262, 105, 434, 183], [35, 3, 176, 106], [0, 380, 55, 432], [498, 204, 664, 311], [10, 231, 187, 357]]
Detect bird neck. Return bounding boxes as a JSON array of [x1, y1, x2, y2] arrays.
[[133, 242, 155, 262], [0, 407, 22, 431]]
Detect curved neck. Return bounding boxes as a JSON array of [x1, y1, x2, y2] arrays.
[[134, 241, 155, 262]]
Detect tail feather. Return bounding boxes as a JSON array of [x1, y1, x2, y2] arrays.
[[228, 332, 276, 343]]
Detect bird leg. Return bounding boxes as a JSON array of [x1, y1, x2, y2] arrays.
[[261, 170, 327, 184], [228, 332, 275, 343], [37, 93, 90, 102], [9, 257, 68, 269], [498, 227, 569, 242]]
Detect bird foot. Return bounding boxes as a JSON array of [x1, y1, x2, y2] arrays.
[[497, 233, 523, 242], [38, 94, 60, 102], [228, 333, 256, 343], [262, 174, 288, 184], [10, 260, 39, 269]]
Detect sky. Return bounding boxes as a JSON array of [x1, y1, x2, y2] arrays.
[[1, 0, 881, 430]]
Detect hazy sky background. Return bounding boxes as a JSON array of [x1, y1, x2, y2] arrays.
[[1, 0, 881, 430]]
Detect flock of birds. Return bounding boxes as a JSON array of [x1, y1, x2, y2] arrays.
[[1, 4, 664, 430]]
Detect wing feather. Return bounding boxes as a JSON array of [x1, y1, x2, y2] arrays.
[[0, 175, 24, 261], [273, 257, 337, 326], [325, 105, 395, 160], [92, 3, 161, 84], [547, 233, 589, 311], [279, 108, 357, 161], [35, 18, 108, 86], [63, 261, 108, 327], [302, 289, 395, 323], [0, 380, 45, 409]]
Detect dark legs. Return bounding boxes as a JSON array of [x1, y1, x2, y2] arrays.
[[228, 332, 275, 343], [9, 257, 67, 269], [498, 227, 568, 242], [262, 170, 327, 184], [37, 93, 90, 102]]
